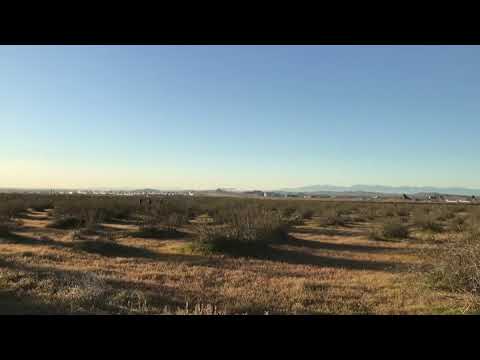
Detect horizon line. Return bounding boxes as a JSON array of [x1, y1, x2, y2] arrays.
[[2, 184, 480, 191]]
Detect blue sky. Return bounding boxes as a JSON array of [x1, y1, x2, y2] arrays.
[[1, 45, 479, 190]]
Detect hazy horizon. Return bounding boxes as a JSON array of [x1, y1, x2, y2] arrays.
[[2, 45, 480, 189], [3, 184, 480, 195]]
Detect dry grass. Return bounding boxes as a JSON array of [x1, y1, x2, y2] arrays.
[[424, 229, 480, 312], [1, 198, 479, 314]]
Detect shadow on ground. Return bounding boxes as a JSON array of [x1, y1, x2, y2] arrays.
[[0, 232, 63, 248], [130, 228, 191, 241], [257, 246, 408, 272], [71, 240, 161, 259], [0, 231, 193, 260], [0, 289, 63, 314], [292, 227, 361, 237], [0, 257, 205, 314], [198, 234, 410, 273], [287, 236, 406, 254]]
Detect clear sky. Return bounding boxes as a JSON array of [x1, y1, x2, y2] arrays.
[[1, 45, 479, 190]]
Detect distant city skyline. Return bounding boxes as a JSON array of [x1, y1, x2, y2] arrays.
[[1, 45, 480, 189]]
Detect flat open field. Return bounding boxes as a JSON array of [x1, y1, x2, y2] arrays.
[[0, 195, 478, 314]]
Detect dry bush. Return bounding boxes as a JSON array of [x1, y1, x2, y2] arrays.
[[286, 212, 304, 226], [427, 230, 480, 299], [48, 216, 83, 229], [143, 198, 190, 226], [432, 207, 456, 222], [413, 211, 443, 233], [382, 220, 410, 239], [0, 221, 11, 237], [370, 219, 409, 240], [51, 199, 107, 230], [298, 208, 315, 220], [394, 205, 411, 217], [448, 215, 467, 232], [192, 205, 289, 255], [0, 199, 28, 236], [335, 203, 356, 216], [358, 205, 378, 221], [349, 212, 368, 223], [318, 208, 347, 227], [50, 208, 103, 232], [377, 205, 396, 218], [0, 211, 10, 236], [0, 199, 27, 219], [453, 205, 467, 213], [29, 198, 54, 212], [463, 208, 480, 231], [367, 227, 382, 241], [51, 196, 145, 227], [275, 206, 314, 226], [281, 207, 297, 218], [139, 201, 189, 238]]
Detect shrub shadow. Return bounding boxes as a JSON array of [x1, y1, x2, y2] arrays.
[[292, 227, 360, 237], [287, 236, 402, 254], [260, 247, 408, 272], [0, 232, 65, 248], [131, 228, 191, 240], [17, 213, 50, 221], [72, 240, 160, 259], [0, 289, 63, 314]]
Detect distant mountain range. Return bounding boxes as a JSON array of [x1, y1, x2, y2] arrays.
[[3, 184, 480, 197], [277, 185, 480, 196]]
